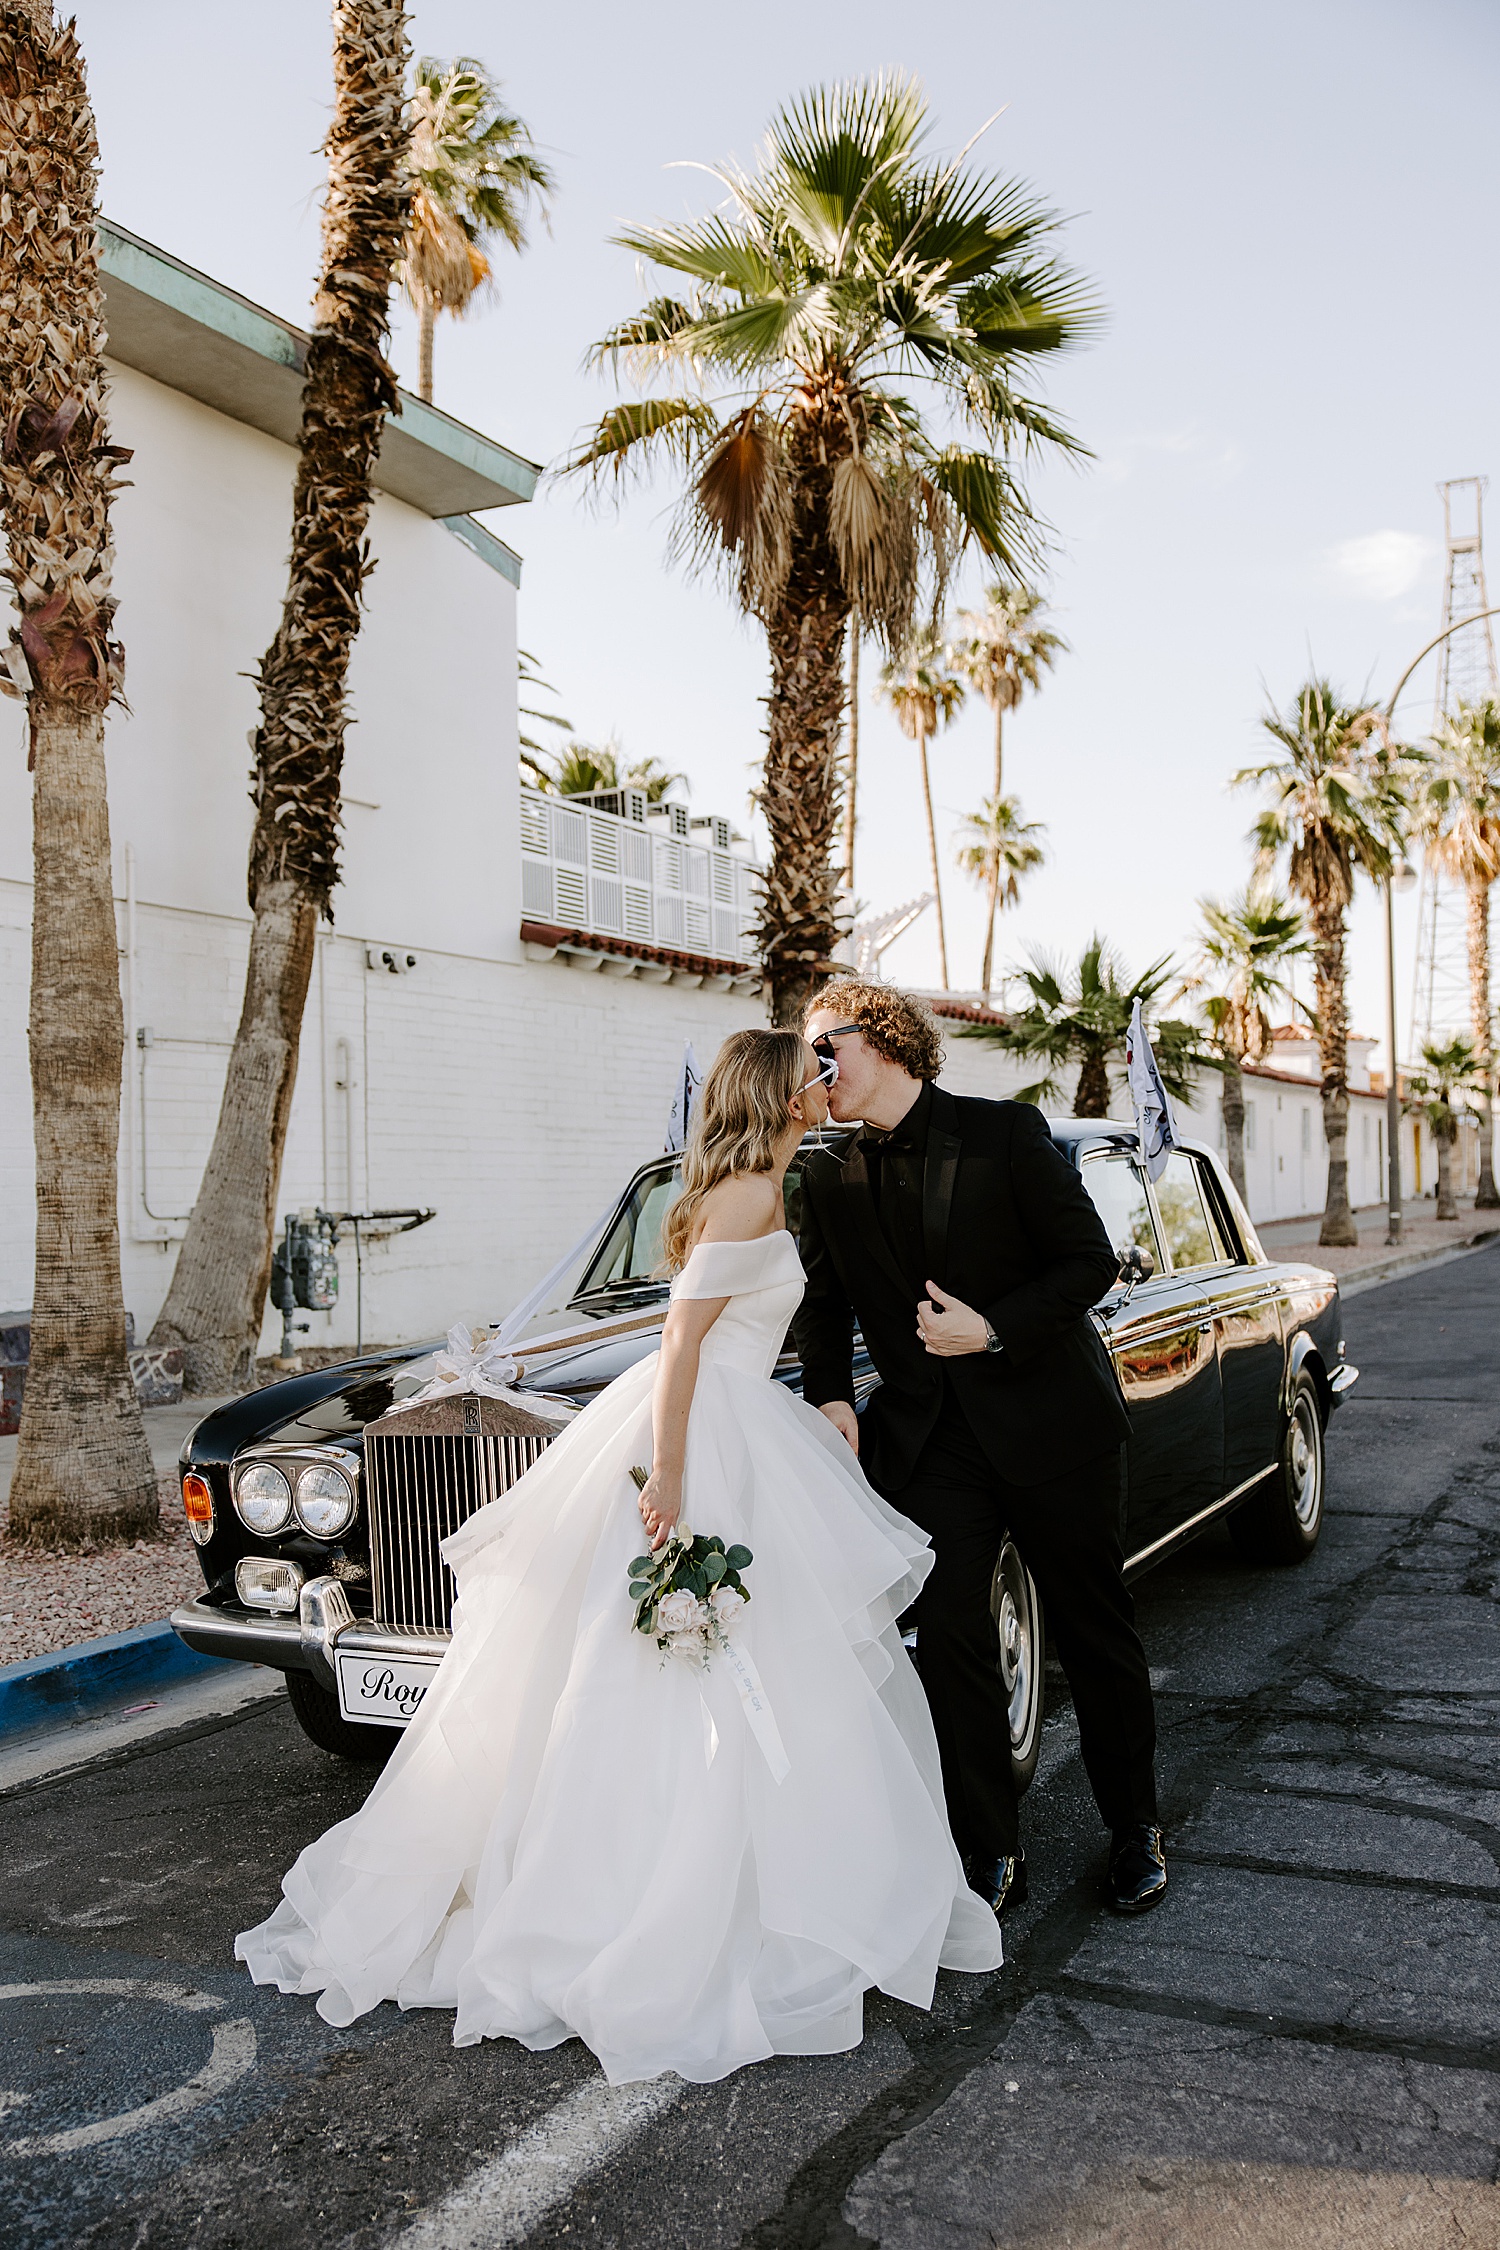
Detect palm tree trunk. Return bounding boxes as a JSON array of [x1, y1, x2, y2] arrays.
[[980, 853, 1000, 998], [979, 700, 1003, 995], [149, 0, 411, 1387], [418, 297, 434, 403], [917, 719, 949, 989], [0, 0, 157, 1545], [1435, 1115, 1458, 1220], [1221, 1059, 1248, 1199], [841, 626, 859, 894], [1310, 896, 1358, 1247], [1467, 875, 1497, 1208], [1074, 1043, 1110, 1117], [759, 418, 849, 1025]]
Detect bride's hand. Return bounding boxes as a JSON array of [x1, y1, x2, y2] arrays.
[[638, 1469, 683, 1550]]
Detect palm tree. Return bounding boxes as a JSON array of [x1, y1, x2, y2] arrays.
[[402, 56, 553, 402], [0, 0, 158, 1543], [955, 794, 1046, 996], [522, 739, 687, 802], [518, 645, 572, 776], [1416, 698, 1500, 1208], [880, 634, 965, 988], [962, 936, 1206, 1117], [566, 74, 1095, 1022], [1179, 885, 1307, 1199], [949, 583, 1065, 991], [1406, 1036, 1483, 1221], [149, 0, 411, 1392], [1234, 679, 1407, 1248]]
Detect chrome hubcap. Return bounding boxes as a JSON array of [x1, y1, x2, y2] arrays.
[[992, 1544, 1036, 1748], [1290, 1395, 1322, 1528]]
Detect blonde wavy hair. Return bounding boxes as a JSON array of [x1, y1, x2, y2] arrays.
[[661, 1029, 808, 1272]]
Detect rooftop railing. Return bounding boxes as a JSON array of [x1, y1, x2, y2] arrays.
[[520, 785, 761, 968]]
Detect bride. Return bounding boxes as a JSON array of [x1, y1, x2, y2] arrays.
[[237, 1028, 1004, 2084]]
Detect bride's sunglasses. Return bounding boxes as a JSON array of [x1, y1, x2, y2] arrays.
[[802, 1024, 860, 1092]]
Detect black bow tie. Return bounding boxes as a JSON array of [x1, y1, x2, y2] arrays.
[[865, 1124, 918, 1154]]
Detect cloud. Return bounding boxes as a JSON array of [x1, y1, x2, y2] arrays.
[[1324, 530, 1437, 603]]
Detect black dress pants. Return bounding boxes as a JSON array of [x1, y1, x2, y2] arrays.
[[881, 1402, 1158, 1860]]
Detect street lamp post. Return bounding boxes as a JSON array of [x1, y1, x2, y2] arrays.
[[1382, 863, 1416, 1245], [1375, 604, 1500, 1250]]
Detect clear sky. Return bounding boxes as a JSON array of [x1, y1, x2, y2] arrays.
[[74, 0, 1500, 1069]]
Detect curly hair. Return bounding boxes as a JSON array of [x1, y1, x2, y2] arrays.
[[805, 976, 945, 1081]]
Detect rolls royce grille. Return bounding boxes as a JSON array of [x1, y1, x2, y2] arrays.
[[364, 1428, 554, 1632]]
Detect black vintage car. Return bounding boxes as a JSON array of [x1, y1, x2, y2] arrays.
[[171, 1123, 1357, 1785]]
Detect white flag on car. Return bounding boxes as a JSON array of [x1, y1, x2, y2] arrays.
[[1125, 999, 1180, 1182], [664, 1041, 702, 1155]]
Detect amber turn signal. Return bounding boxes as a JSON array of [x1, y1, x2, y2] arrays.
[[181, 1471, 214, 1546]]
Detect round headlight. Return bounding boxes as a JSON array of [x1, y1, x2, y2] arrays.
[[234, 1462, 292, 1534], [294, 1461, 356, 1539]]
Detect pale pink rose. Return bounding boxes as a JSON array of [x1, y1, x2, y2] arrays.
[[709, 1585, 747, 1624], [656, 1590, 704, 1638]]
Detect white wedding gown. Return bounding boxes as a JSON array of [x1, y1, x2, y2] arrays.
[[236, 1231, 1003, 2084]]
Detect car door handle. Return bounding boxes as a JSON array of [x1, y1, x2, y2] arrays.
[[1199, 1320, 1214, 1334]]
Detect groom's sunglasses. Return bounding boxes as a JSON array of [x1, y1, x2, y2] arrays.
[[804, 1025, 861, 1091]]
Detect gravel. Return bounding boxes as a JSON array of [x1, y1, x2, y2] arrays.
[[0, 1477, 205, 1666]]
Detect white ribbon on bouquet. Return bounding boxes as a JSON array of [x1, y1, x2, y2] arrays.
[[719, 1632, 791, 1784], [382, 1323, 574, 1423]]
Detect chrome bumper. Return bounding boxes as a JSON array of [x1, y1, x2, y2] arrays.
[[1329, 1362, 1360, 1402], [170, 1583, 451, 1686]]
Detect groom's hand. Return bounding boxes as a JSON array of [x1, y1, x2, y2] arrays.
[[818, 1400, 860, 1455], [918, 1280, 993, 1357]]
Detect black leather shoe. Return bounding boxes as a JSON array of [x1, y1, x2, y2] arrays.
[[1107, 1824, 1167, 1915], [965, 1851, 1028, 1919]]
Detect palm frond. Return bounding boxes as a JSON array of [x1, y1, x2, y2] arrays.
[[564, 398, 721, 485]]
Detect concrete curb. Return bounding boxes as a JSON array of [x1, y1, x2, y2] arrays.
[[0, 1617, 234, 1745], [1339, 1228, 1500, 1299]]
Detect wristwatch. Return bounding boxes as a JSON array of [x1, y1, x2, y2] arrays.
[[983, 1321, 1003, 1355]]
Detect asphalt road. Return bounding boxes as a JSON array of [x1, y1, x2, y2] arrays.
[[4, 1242, 1499, 2249]]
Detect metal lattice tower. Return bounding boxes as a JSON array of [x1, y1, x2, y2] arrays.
[[1410, 477, 1499, 1053]]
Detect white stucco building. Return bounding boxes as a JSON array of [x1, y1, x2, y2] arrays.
[[0, 226, 765, 1358]]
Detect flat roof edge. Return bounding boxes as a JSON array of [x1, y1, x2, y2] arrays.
[[98, 220, 538, 515]]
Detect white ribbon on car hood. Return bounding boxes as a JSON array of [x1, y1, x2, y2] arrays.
[[382, 1323, 574, 1423]]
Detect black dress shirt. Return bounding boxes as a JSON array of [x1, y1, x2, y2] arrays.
[[861, 1080, 933, 1295]]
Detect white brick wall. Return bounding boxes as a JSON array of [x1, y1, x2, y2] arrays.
[[0, 874, 763, 1352]]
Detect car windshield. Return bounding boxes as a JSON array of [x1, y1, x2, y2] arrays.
[[571, 1136, 842, 1304], [573, 1166, 680, 1298]]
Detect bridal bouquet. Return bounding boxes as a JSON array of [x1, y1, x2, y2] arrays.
[[626, 1466, 753, 1667]]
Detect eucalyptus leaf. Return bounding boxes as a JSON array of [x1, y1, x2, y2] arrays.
[[628, 1555, 654, 1578], [725, 1544, 752, 1570], [702, 1551, 727, 1582]]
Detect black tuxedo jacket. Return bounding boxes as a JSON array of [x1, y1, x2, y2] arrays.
[[792, 1085, 1130, 1493]]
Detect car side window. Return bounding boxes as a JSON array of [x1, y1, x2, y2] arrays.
[[1081, 1155, 1160, 1266], [1153, 1152, 1233, 1271]]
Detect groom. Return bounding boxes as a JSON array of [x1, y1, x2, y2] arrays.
[[794, 976, 1165, 1919]]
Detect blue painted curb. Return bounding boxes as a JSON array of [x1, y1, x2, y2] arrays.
[[0, 1618, 233, 1744]]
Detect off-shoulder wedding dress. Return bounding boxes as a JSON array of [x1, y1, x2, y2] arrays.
[[236, 1230, 1002, 2084]]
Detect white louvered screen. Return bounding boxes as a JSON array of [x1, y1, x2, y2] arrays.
[[520, 785, 758, 967], [590, 876, 625, 934], [554, 865, 588, 924], [521, 859, 553, 919], [553, 805, 587, 865], [520, 794, 550, 856]]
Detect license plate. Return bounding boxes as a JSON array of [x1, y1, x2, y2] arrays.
[[336, 1649, 440, 1727]]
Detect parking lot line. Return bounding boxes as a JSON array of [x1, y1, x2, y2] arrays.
[[388, 2073, 684, 2249]]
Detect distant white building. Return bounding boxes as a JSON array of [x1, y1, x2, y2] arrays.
[[0, 225, 765, 1357], [922, 1006, 1477, 1225]]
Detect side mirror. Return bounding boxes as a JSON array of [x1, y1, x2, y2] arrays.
[[1116, 1242, 1155, 1294]]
